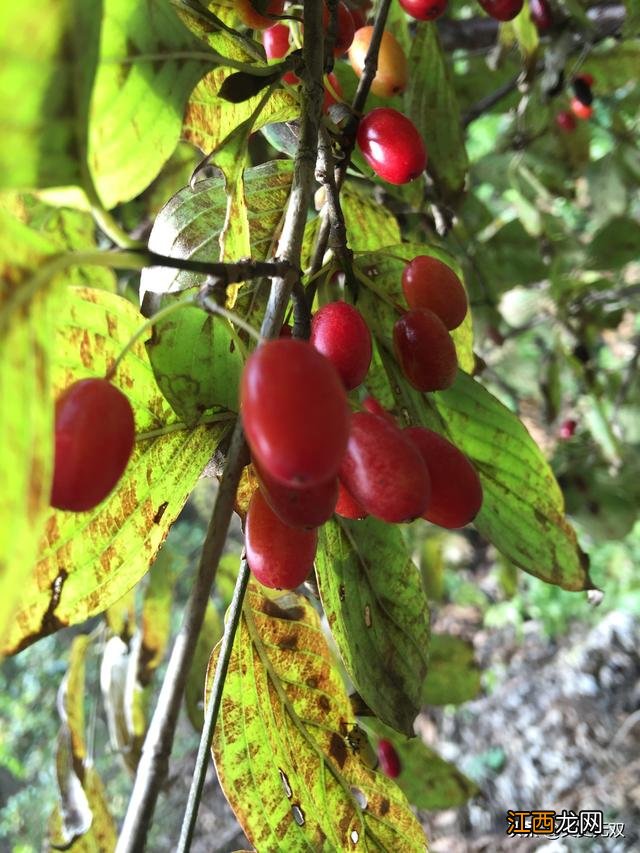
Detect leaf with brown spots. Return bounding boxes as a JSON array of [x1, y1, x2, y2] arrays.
[[364, 719, 479, 812], [0, 211, 62, 647], [2, 286, 231, 655], [316, 519, 431, 736], [208, 584, 428, 852], [48, 635, 118, 850]]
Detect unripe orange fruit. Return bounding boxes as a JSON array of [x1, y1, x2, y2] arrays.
[[348, 27, 408, 98]]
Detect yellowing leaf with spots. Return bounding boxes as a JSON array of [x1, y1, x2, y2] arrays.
[[208, 584, 428, 852], [2, 286, 232, 655]]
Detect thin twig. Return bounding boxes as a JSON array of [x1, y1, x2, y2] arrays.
[[462, 75, 520, 128]]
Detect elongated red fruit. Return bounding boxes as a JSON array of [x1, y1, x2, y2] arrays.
[[404, 426, 483, 528], [254, 459, 339, 528], [245, 489, 318, 589], [357, 108, 427, 185], [362, 395, 395, 426], [310, 302, 372, 390], [393, 309, 458, 392], [339, 412, 430, 522], [51, 378, 135, 512], [377, 739, 401, 778], [402, 255, 467, 331], [241, 338, 350, 488], [335, 480, 368, 519], [477, 0, 524, 20], [238, 0, 285, 29], [399, 0, 447, 20], [262, 23, 290, 58]]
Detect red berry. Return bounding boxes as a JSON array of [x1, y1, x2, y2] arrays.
[[477, 0, 524, 21], [529, 0, 552, 31], [399, 0, 448, 20], [377, 739, 401, 778], [361, 396, 395, 426], [393, 310, 458, 392], [339, 412, 430, 523], [402, 255, 468, 331], [262, 23, 290, 59], [570, 98, 593, 120], [559, 418, 577, 439], [245, 489, 318, 589], [349, 6, 368, 29], [237, 0, 285, 29], [356, 108, 427, 185], [279, 323, 293, 337], [241, 338, 350, 488], [253, 459, 339, 528], [404, 426, 483, 528], [348, 27, 408, 98], [576, 72, 594, 88], [335, 480, 368, 519], [555, 110, 577, 133], [323, 2, 356, 55], [51, 378, 135, 512], [310, 302, 372, 390]]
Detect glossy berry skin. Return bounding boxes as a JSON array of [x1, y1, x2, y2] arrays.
[[529, 0, 552, 31], [323, 2, 356, 55], [402, 255, 467, 331], [357, 108, 427, 185], [262, 23, 290, 59], [555, 110, 577, 133], [570, 97, 593, 120], [377, 739, 401, 778], [51, 378, 135, 512], [310, 302, 372, 390], [238, 0, 285, 29], [335, 480, 368, 519], [348, 27, 408, 98], [339, 412, 430, 523], [393, 310, 458, 392], [362, 396, 395, 426], [399, 0, 448, 20], [404, 426, 483, 528], [254, 459, 339, 528], [241, 338, 350, 488], [245, 489, 318, 589], [477, 0, 524, 21]]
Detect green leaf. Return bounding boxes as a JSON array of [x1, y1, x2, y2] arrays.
[[623, 0, 640, 36], [2, 286, 231, 655], [364, 720, 480, 811], [341, 184, 401, 252], [183, 68, 298, 153], [354, 243, 474, 375], [589, 216, 640, 270], [141, 161, 295, 297], [423, 634, 481, 706], [504, 6, 540, 60], [405, 24, 469, 200], [49, 635, 117, 849], [0, 213, 61, 647], [316, 518, 430, 735], [87, 0, 215, 208], [210, 583, 427, 850], [146, 303, 243, 425]]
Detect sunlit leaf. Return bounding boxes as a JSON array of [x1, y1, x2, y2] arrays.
[[3, 286, 231, 655], [209, 584, 428, 850], [316, 518, 430, 735]]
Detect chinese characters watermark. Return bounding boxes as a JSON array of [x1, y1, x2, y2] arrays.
[[506, 809, 625, 839]]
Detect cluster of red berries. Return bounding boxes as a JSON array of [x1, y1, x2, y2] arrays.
[[241, 256, 483, 591], [556, 74, 596, 132], [254, 1, 430, 186]]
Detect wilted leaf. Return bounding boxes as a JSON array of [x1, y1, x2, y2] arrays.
[[210, 584, 428, 850], [423, 634, 481, 706], [365, 720, 480, 811], [0, 213, 60, 646], [141, 161, 294, 298], [3, 286, 231, 655], [316, 518, 430, 735]]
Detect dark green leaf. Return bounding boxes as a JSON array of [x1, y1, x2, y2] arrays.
[[423, 634, 481, 706], [589, 216, 640, 270]]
